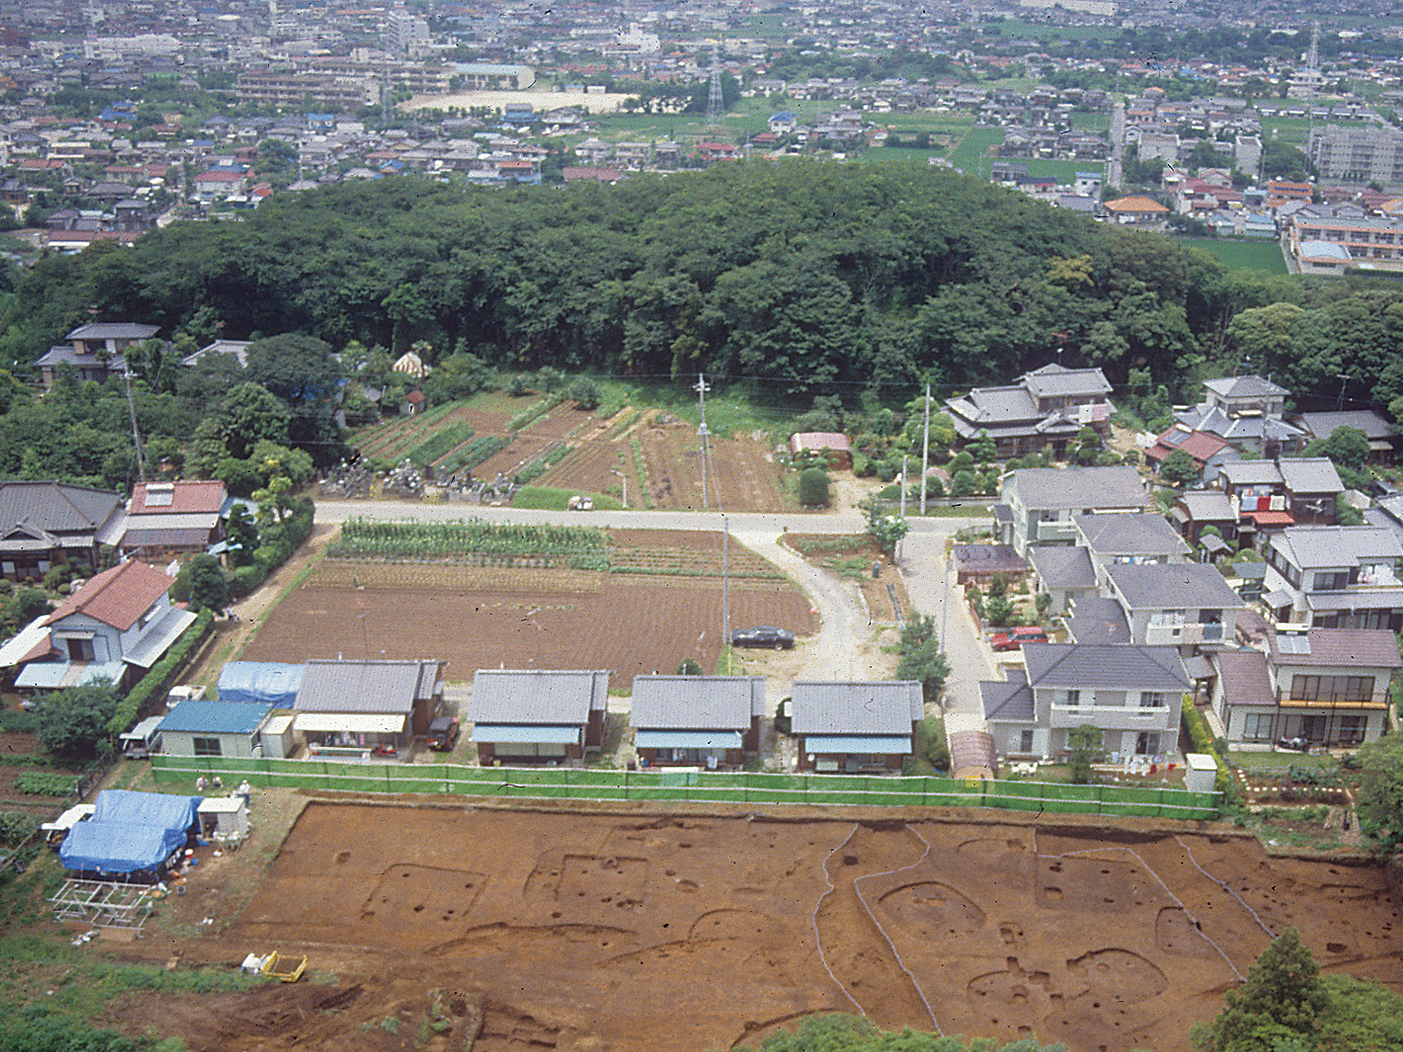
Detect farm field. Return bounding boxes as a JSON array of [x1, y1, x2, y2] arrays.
[[238, 531, 816, 680], [106, 802, 1403, 1052], [635, 420, 787, 511], [947, 126, 1004, 175], [349, 389, 794, 512], [0, 728, 87, 817]]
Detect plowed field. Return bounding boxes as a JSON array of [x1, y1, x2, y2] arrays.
[[105, 803, 1403, 1052], [239, 556, 815, 681], [636, 423, 787, 512]]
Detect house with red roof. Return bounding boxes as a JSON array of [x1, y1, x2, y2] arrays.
[[11, 559, 195, 693], [118, 480, 228, 556], [1143, 424, 1235, 482]]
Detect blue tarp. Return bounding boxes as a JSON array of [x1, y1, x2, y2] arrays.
[[217, 661, 303, 707], [92, 790, 202, 832], [60, 821, 186, 875], [59, 790, 203, 874]]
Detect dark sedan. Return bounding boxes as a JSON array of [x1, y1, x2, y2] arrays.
[[730, 626, 795, 649]]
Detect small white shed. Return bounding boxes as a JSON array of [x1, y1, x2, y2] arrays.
[[1184, 753, 1218, 795], [198, 796, 249, 839], [258, 714, 295, 759]]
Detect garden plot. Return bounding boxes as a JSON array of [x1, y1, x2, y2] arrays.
[[636, 422, 788, 512], [240, 529, 815, 679]]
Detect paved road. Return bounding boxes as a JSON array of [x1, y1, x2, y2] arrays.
[[897, 531, 997, 722]]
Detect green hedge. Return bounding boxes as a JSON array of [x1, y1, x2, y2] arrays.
[[1182, 700, 1235, 798], [107, 608, 216, 735]]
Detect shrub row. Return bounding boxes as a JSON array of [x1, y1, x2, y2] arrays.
[[407, 421, 474, 468], [0, 710, 39, 733], [14, 770, 80, 796], [107, 608, 216, 736], [227, 498, 315, 600]]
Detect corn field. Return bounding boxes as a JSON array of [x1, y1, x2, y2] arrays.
[[330, 517, 610, 570]]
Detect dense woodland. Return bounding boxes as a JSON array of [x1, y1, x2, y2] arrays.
[[1, 160, 1402, 481]]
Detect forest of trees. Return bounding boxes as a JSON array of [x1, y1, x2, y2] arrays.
[[0, 160, 1401, 472]]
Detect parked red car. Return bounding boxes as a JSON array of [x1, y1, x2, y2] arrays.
[[990, 626, 1049, 651]]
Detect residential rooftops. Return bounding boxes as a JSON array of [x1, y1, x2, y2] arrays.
[[1005, 465, 1146, 511], [1022, 642, 1190, 691], [1105, 561, 1243, 610], [44, 559, 173, 632]]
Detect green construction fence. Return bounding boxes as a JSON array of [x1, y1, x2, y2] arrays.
[[151, 756, 1221, 820]]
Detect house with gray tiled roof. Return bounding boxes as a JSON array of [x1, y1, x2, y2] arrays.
[[996, 465, 1148, 556], [35, 322, 160, 390], [294, 658, 445, 752], [981, 642, 1190, 761], [1295, 410, 1397, 464], [1210, 615, 1400, 750], [1103, 562, 1244, 651], [1262, 525, 1403, 631], [1174, 375, 1307, 458], [630, 675, 765, 768], [467, 668, 608, 765], [790, 680, 922, 773], [0, 481, 125, 581], [945, 363, 1112, 461]]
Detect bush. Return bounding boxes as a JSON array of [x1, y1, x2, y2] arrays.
[[567, 377, 602, 410], [227, 563, 268, 599], [38, 680, 121, 763], [798, 468, 831, 507], [0, 811, 40, 845]]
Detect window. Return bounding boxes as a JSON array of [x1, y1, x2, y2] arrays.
[[193, 737, 222, 757], [1288, 675, 1373, 704], [1018, 729, 1034, 753], [1311, 571, 1350, 591], [1241, 713, 1274, 741], [1063, 689, 1082, 706], [1141, 692, 1167, 708], [1135, 731, 1161, 755], [1338, 716, 1366, 744], [65, 638, 95, 662]]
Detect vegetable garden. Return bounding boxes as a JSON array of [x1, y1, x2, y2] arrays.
[[329, 517, 610, 570]]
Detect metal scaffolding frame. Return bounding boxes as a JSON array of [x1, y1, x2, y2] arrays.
[[49, 879, 155, 934]]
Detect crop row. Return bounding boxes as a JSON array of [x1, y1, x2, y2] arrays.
[[407, 421, 475, 468], [330, 517, 610, 560], [440, 434, 512, 474]]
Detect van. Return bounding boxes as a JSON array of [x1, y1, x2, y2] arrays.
[[119, 715, 164, 760], [166, 684, 207, 708]]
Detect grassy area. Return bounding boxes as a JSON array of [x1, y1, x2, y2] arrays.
[[988, 17, 1119, 41], [510, 486, 624, 511], [947, 127, 1004, 176], [1181, 237, 1288, 275], [865, 146, 945, 165], [1259, 116, 1313, 145]]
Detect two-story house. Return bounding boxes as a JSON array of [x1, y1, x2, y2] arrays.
[[34, 322, 160, 390], [1215, 457, 1343, 540], [12, 559, 195, 692], [944, 363, 1113, 460], [996, 466, 1148, 557], [1174, 375, 1306, 458], [1262, 525, 1403, 631], [981, 643, 1191, 761], [1029, 512, 1189, 616], [117, 480, 228, 556], [1210, 618, 1400, 749], [1143, 424, 1237, 483], [1101, 562, 1244, 653]]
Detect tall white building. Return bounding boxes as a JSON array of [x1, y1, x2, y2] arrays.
[[385, 10, 431, 58]]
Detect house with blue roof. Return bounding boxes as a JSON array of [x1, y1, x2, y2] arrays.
[[768, 111, 798, 134], [158, 701, 274, 760]]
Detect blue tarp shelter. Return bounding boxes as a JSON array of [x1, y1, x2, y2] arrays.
[[60, 822, 187, 875], [92, 789, 202, 832], [217, 662, 303, 707], [59, 790, 203, 875]]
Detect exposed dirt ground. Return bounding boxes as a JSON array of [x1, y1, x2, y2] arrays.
[[237, 557, 816, 682], [95, 801, 1403, 1052], [638, 422, 789, 512]]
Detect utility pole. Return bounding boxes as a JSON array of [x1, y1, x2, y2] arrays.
[[694, 373, 711, 509], [721, 513, 730, 648], [898, 453, 908, 566], [920, 382, 931, 516], [122, 364, 147, 484], [1336, 373, 1350, 412]]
